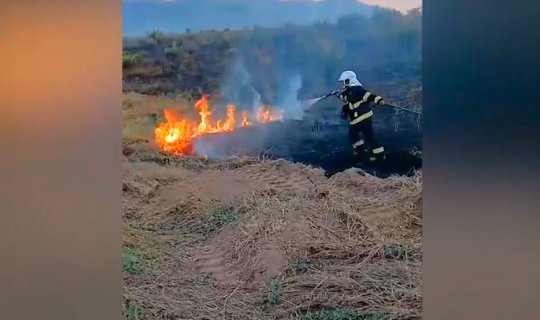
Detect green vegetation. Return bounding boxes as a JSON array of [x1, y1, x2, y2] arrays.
[[123, 9, 421, 98], [296, 308, 389, 320], [123, 300, 143, 320], [292, 257, 312, 274], [208, 204, 239, 230], [267, 278, 284, 306], [383, 243, 410, 261], [148, 30, 164, 45], [122, 52, 142, 69], [122, 246, 142, 275]]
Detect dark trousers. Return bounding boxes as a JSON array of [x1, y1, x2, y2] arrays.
[[348, 119, 385, 162]]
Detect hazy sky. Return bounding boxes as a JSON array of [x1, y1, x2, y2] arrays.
[[152, 0, 422, 12], [277, 0, 422, 12], [132, 0, 423, 14], [359, 0, 421, 13]]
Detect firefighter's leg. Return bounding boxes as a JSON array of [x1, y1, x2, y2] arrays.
[[349, 124, 368, 159], [362, 120, 385, 163]]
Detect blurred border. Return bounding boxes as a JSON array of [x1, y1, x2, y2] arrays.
[[423, 0, 540, 319], [0, 1, 121, 319]]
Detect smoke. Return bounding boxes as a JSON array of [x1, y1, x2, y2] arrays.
[[192, 136, 229, 160], [191, 60, 267, 159], [275, 70, 306, 120], [193, 61, 311, 160], [220, 59, 309, 120], [193, 126, 279, 160], [220, 60, 262, 117], [195, 47, 336, 161]]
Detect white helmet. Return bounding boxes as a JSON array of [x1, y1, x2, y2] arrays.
[[338, 70, 362, 86]]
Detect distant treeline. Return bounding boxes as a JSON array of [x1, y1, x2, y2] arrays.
[[122, 8, 421, 100]]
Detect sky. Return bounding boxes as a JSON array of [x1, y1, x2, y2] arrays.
[[278, 0, 422, 13], [122, 0, 423, 36], [127, 0, 422, 13], [360, 0, 421, 13]]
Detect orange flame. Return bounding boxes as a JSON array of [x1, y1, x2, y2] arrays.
[[154, 96, 282, 155], [256, 105, 283, 123], [241, 110, 252, 127], [222, 104, 236, 131]]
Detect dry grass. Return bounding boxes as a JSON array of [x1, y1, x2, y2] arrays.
[[122, 154, 422, 320], [122, 93, 422, 320], [122, 92, 197, 149]]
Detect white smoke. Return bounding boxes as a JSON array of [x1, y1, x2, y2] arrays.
[[193, 62, 309, 159], [192, 137, 229, 160], [251, 89, 262, 116], [220, 60, 308, 120], [220, 60, 262, 119], [275, 70, 305, 120], [193, 126, 272, 160]]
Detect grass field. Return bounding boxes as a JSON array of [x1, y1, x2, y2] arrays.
[[122, 93, 422, 320]]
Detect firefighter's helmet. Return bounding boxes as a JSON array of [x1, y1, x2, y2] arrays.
[[338, 70, 362, 86]]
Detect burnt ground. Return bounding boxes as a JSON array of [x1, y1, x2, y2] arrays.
[[194, 107, 422, 178]]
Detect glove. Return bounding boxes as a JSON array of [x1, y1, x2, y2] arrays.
[[378, 99, 386, 105]]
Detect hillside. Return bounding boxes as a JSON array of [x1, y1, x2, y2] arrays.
[[122, 8, 421, 103], [123, 0, 373, 36]]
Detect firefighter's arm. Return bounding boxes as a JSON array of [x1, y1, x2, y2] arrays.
[[362, 91, 386, 105], [337, 90, 349, 119], [337, 91, 347, 104]]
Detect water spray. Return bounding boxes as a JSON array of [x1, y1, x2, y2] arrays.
[[301, 89, 342, 110], [302, 89, 422, 116]]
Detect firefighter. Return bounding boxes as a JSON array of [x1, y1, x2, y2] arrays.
[[336, 70, 387, 164]]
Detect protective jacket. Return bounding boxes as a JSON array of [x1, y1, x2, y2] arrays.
[[338, 85, 384, 125]]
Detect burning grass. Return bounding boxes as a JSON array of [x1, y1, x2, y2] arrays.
[[122, 92, 283, 158], [153, 95, 283, 155], [122, 153, 422, 320]]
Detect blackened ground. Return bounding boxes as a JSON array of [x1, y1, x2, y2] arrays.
[[194, 109, 422, 178]]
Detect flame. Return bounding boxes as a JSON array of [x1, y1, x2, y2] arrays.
[[195, 95, 211, 133], [257, 107, 271, 122], [154, 96, 282, 155], [256, 105, 283, 123], [241, 110, 252, 127], [222, 104, 236, 130]]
